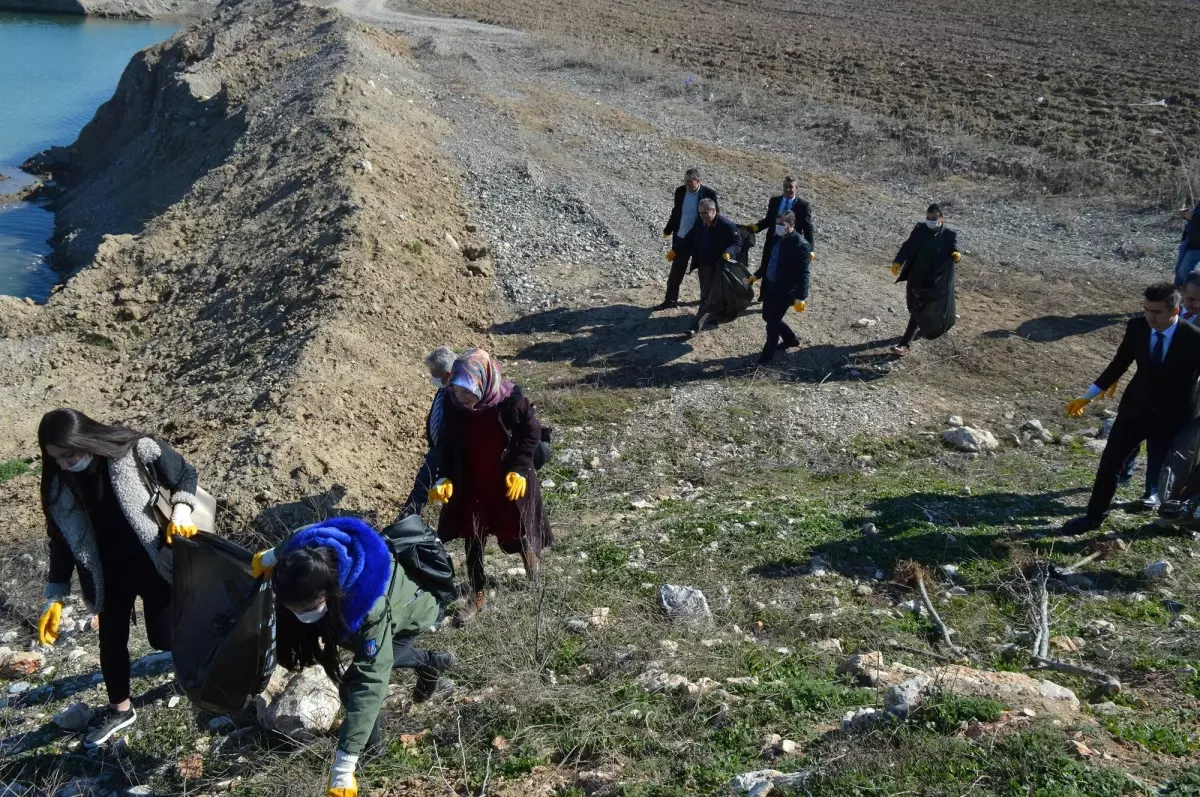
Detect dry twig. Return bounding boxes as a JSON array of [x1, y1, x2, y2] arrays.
[[1027, 656, 1122, 695]]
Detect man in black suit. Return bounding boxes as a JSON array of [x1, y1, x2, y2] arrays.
[[655, 168, 719, 311], [669, 198, 740, 335], [756, 210, 812, 365], [889, 204, 960, 356], [1063, 283, 1200, 532], [748, 176, 813, 288]]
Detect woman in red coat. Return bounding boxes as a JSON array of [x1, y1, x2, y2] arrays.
[[428, 349, 551, 626]]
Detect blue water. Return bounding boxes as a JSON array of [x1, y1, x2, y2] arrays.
[[0, 12, 176, 301]]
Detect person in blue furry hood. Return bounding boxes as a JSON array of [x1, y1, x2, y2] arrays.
[[251, 517, 454, 797]]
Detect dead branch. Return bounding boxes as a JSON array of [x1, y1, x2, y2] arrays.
[[1027, 656, 1122, 695], [884, 640, 962, 664], [457, 713, 472, 795], [477, 749, 494, 797], [916, 571, 961, 654], [1033, 565, 1050, 659]]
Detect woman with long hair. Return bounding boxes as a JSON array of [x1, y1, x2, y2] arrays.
[[35, 408, 200, 747], [250, 517, 454, 797], [427, 348, 552, 626]]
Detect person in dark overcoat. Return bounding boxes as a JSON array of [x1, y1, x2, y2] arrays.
[[889, 203, 960, 356], [756, 210, 812, 364]]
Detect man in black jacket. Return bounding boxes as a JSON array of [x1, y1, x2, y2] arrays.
[[756, 210, 812, 365], [655, 168, 719, 311], [1062, 283, 1200, 532], [669, 198, 740, 334], [889, 204, 960, 356], [748, 175, 813, 286]]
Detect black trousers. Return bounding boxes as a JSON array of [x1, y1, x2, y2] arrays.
[[1086, 411, 1175, 518], [663, 234, 694, 304], [402, 447, 438, 515], [900, 315, 920, 346], [98, 559, 172, 705], [760, 283, 800, 360]]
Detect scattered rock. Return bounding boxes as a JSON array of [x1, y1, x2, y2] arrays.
[[1068, 739, 1095, 759], [1144, 560, 1174, 580], [0, 631, 17, 644], [729, 769, 810, 796], [725, 676, 760, 687], [815, 638, 843, 654], [943, 426, 1000, 453], [565, 618, 589, 634], [1083, 619, 1117, 637], [6, 682, 31, 695], [947, 415, 964, 427], [491, 735, 510, 752], [255, 666, 340, 741], [1090, 701, 1130, 716], [1083, 438, 1107, 455], [0, 651, 45, 678], [886, 665, 1080, 718], [854, 584, 874, 596], [1049, 636, 1079, 654], [125, 787, 156, 797], [636, 671, 699, 697], [588, 607, 611, 628], [463, 244, 489, 261], [658, 585, 712, 626], [841, 707, 881, 732], [168, 695, 181, 708], [53, 702, 94, 732], [209, 716, 236, 732], [851, 318, 877, 329], [860, 522, 878, 537]]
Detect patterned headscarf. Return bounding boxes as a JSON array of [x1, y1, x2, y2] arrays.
[[449, 348, 515, 410]]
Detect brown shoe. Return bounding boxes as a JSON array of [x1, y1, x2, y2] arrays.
[[453, 591, 487, 628]]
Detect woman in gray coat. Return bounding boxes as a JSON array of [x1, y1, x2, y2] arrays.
[[35, 408, 200, 748]]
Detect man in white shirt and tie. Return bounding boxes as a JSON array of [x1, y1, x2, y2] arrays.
[[747, 176, 814, 289], [1063, 283, 1200, 531]]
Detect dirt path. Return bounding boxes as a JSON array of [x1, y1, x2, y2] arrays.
[[332, 0, 1168, 444]]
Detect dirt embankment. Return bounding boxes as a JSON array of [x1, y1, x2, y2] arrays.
[[0, 0, 493, 548], [0, 0, 215, 19]]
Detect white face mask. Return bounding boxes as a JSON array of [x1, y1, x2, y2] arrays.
[[293, 604, 328, 624], [430, 377, 444, 389], [774, 224, 788, 236], [925, 219, 940, 230], [64, 454, 93, 473]]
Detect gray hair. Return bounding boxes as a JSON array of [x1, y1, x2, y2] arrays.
[[698, 198, 717, 212], [423, 346, 457, 376], [684, 168, 701, 181]]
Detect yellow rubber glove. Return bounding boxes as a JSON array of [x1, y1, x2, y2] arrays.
[[328, 788, 357, 797], [164, 504, 198, 545], [809, 252, 815, 261], [428, 479, 454, 504], [952, 251, 961, 263], [722, 252, 732, 261], [1100, 382, 1117, 400], [794, 300, 807, 313], [251, 549, 276, 579], [665, 250, 676, 262], [750, 223, 760, 233], [38, 601, 63, 646], [1065, 398, 1091, 417], [890, 263, 902, 277], [505, 472, 527, 501], [748, 276, 758, 286]]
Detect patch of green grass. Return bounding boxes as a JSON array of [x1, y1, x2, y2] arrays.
[[1100, 715, 1197, 756], [0, 459, 30, 483], [80, 331, 118, 350], [917, 693, 1004, 734], [410, 239, 423, 256]]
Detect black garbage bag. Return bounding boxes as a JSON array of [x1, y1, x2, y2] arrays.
[[172, 533, 275, 714], [909, 266, 956, 340], [704, 258, 755, 323], [1159, 418, 1200, 514]]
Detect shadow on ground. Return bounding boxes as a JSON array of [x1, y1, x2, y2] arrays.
[[494, 303, 898, 387], [983, 312, 1130, 343]]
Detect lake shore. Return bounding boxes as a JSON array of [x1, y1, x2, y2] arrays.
[[0, 0, 214, 19]]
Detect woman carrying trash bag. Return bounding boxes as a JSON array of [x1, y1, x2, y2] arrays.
[[426, 348, 552, 626], [35, 408, 201, 747], [250, 516, 455, 797]]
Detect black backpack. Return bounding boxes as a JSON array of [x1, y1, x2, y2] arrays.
[[379, 515, 457, 606]]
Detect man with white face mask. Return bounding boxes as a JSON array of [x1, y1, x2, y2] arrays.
[[756, 210, 812, 365], [399, 347, 457, 517], [888, 203, 961, 356]]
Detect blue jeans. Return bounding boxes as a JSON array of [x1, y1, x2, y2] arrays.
[[1174, 242, 1200, 286]]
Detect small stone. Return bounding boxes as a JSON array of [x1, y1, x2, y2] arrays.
[[815, 639, 843, 654], [947, 415, 964, 427], [53, 702, 94, 731], [941, 564, 958, 578], [1068, 739, 1095, 758], [1094, 643, 1115, 660], [851, 318, 877, 329], [564, 619, 589, 634], [209, 716, 235, 733], [1049, 636, 1079, 654], [854, 584, 874, 597], [861, 522, 878, 537], [491, 736, 509, 751], [0, 651, 45, 678], [841, 706, 879, 731], [588, 607, 611, 628], [0, 631, 17, 644], [943, 426, 1000, 453], [1083, 619, 1117, 637], [1020, 707, 1037, 717], [7, 681, 31, 695], [658, 585, 712, 626], [1144, 560, 1174, 580], [168, 696, 181, 708]]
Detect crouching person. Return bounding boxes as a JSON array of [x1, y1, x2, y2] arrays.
[[251, 517, 454, 797]]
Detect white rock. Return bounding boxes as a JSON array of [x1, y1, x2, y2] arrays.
[[947, 415, 964, 427], [860, 522, 878, 537], [815, 639, 843, 654], [943, 426, 1000, 453], [168, 696, 181, 708], [851, 318, 877, 329], [1144, 560, 1174, 580], [1083, 619, 1117, 637], [841, 706, 880, 731], [0, 631, 17, 644], [255, 666, 340, 741], [658, 585, 712, 626], [941, 564, 958, 578]]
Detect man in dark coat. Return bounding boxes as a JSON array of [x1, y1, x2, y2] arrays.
[[748, 175, 814, 287], [1175, 202, 1200, 286], [756, 210, 812, 364], [655, 168, 719, 311], [670, 198, 741, 335], [889, 204, 960, 356], [1062, 283, 1200, 532]]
